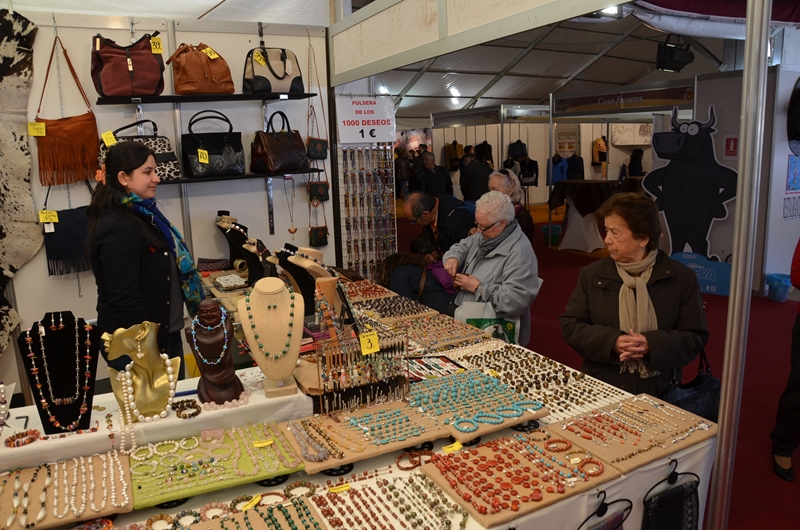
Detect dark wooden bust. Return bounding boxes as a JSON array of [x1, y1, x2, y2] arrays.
[[185, 299, 244, 404]]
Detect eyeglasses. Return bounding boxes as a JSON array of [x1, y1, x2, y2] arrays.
[[474, 220, 500, 232], [408, 216, 419, 225]]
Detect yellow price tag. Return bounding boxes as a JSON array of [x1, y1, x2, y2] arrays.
[[329, 484, 351, 493], [197, 149, 209, 164], [101, 131, 117, 147], [241, 494, 262, 511], [253, 439, 274, 448], [150, 37, 163, 54], [360, 331, 379, 355], [38, 210, 59, 223], [443, 441, 463, 453], [456, 368, 466, 374], [28, 122, 46, 137], [253, 50, 267, 66], [488, 369, 500, 379], [203, 47, 220, 59]]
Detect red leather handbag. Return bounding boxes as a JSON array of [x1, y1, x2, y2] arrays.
[[91, 32, 165, 97]]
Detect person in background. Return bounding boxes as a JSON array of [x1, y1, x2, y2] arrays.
[[411, 144, 428, 174], [443, 191, 539, 346], [87, 141, 204, 380], [411, 152, 453, 196], [560, 193, 708, 397], [488, 169, 535, 246], [771, 235, 800, 482], [459, 145, 474, 174], [461, 149, 493, 202], [394, 147, 413, 199], [410, 230, 454, 294], [403, 191, 474, 253], [628, 148, 645, 177]]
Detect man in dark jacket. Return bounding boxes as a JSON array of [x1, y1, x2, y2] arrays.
[[403, 191, 473, 253], [394, 147, 412, 198], [460, 154, 493, 202], [411, 152, 453, 196]]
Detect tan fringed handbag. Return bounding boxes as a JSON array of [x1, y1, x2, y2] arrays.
[[34, 37, 99, 186]]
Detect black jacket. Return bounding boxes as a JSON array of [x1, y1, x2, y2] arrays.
[[460, 159, 493, 202], [412, 166, 453, 196], [560, 251, 709, 397], [424, 194, 474, 253], [91, 209, 173, 369]]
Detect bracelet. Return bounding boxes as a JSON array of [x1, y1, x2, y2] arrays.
[[545, 438, 572, 452], [130, 444, 155, 462], [199, 502, 231, 521], [172, 510, 201, 530], [578, 458, 605, 477], [526, 429, 551, 442], [209, 443, 234, 460], [229, 495, 253, 513], [183, 449, 209, 462], [258, 491, 288, 506], [159, 453, 181, 468], [453, 418, 479, 433], [173, 400, 201, 419], [179, 436, 200, 450], [154, 440, 179, 456], [565, 450, 592, 465], [396, 450, 435, 471], [130, 460, 159, 476], [144, 513, 173, 530], [284, 480, 316, 498], [4, 429, 41, 447]]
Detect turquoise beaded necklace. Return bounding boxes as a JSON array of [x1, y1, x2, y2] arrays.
[[245, 284, 296, 360]]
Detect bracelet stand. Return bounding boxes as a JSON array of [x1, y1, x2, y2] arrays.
[[238, 277, 305, 399], [16, 311, 100, 435]]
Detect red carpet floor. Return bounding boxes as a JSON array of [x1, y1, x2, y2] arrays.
[[397, 219, 799, 527]]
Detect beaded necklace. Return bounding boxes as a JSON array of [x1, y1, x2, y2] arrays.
[[245, 284, 296, 360], [25, 323, 93, 431], [190, 307, 229, 366], [17, 463, 51, 528], [38, 316, 81, 404], [279, 248, 335, 274], [0, 382, 7, 435]]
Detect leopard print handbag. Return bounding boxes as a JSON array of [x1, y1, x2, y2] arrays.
[[98, 119, 182, 180]]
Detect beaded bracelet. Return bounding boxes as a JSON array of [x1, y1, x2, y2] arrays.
[[4, 429, 41, 447], [129, 460, 159, 476], [199, 502, 231, 521], [179, 436, 200, 450], [396, 450, 435, 471], [159, 453, 181, 468], [208, 443, 234, 460], [285, 480, 316, 498], [154, 440, 179, 456], [229, 494, 253, 513], [577, 458, 604, 477], [545, 438, 572, 452], [474, 413, 504, 425], [565, 450, 593, 465], [258, 491, 288, 506], [173, 400, 201, 420], [453, 418, 479, 433], [172, 510, 200, 530], [144, 513, 173, 530]]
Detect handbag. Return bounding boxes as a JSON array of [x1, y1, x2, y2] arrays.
[[308, 200, 329, 247], [662, 347, 720, 423], [181, 110, 245, 178], [98, 120, 181, 180], [454, 301, 521, 344], [34, 37, 100, 186], [166, 43, 235, 95], [642, 464, 700, 530], [307, 181, 330, 202], [251, 111, 310, 174], [90, 32, 165, 97], [306, 106, 328, 159], [40, 183, 94, 276], [242, 47, 304, 94]]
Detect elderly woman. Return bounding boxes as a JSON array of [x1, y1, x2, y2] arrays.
[[560, 193, 708, 397], [488, 169, 535, 245], [443, 191, 540, 345]]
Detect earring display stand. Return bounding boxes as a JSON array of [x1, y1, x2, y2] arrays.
[[238, 277, 305, 398], [338, 144, 397, 280]]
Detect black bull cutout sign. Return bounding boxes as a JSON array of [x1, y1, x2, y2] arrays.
[[643, 106, 738, 261]]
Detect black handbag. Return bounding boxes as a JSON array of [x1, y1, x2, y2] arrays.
[[181, 110, 245, 178], [642, 462, 700, 530], [663, 348, 720, 423], [40, 183, 94, 276], [98, 120, 181, 180]]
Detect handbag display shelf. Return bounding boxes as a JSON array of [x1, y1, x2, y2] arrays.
[[0, 367, 312, 473], [420, 431, 620, 528], [95, 92, 316, 105]]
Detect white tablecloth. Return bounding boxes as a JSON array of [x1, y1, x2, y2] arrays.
[[559, 197, 606, 253], [0, 368, 313, 471]]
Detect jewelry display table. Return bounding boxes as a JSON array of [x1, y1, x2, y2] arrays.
[[0, 368, 312, 472]]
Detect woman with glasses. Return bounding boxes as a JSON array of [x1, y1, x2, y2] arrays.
[[443, 191, 540, 346], [488, 169, 535, 245]]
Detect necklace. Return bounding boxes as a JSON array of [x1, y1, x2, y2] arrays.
[[124, 354, 176, 423], [38, 317, 81, 404], [283, 177, 297, 238], [280, 248, 335, 274], [52, 460, 70, 519], [245, 284, 296, 360], [25, 323, 93, 431], [190, 307, 229, 366], [6, 468, 22, 528], [0, 382, 8, 435], [19, 463, 51, 528]]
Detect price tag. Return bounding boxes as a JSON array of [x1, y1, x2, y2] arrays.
[[197, 149, 209, 164], [488, 369, 500, 379], [28, 122, 46, 137], [253, 439, 274, 448], [253, 50, 266, 66], [203, 47, 220, 59], [101, 131, 117, 147], [456, 368, 465, 374], [359, 331, 379, 355], [443, 441, 463, 453], [150, 37, 163, 54], [329, 484, 351, 493], [43, 223, 55, 233], [38, 210, 59, 224], [241, 495, 262, 511]]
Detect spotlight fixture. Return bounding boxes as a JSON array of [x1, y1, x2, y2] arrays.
[[378, 85, 389, 94], [657, 34, 695, 73]]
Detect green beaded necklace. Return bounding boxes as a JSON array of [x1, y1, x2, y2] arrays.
[[245, 283, 296, 360]]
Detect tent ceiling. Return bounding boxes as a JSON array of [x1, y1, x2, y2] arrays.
[[369, 10, 727, 120]]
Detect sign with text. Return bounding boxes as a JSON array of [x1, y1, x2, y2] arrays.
[[670, 252, 731, 296], [554, 86, 694, 116], [724, 136, 738, 158], [336, 96, 395, 143]]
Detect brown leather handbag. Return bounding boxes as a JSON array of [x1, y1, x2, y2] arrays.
[[91, 32, 165, 97], [251, 111, 309, 174], [35, 37, 100, 186], [166, 43, 235, 95]]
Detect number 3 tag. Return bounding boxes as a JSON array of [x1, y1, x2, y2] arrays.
[[360, 331, 379, 355]]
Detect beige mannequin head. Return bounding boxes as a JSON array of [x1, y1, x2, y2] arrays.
[[237, 277, 304, 382]]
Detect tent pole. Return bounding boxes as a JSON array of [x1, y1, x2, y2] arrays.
[[707, 0, 772, 528]]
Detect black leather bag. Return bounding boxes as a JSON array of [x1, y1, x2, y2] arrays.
[[642, 479, 700, 530], [181, 110, 245, 178], [663, 348, 720, 423]]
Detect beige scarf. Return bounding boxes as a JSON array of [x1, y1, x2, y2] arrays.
[[615, 249, 660, 378]]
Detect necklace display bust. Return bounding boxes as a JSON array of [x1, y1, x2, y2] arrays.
[[237, 277, 304, 397], [185, 299, 244, 405]]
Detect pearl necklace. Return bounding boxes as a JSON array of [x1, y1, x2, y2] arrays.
[[0, 382, 8, 435], [279, 248, 335, 274], [108, 449, 130, 508], [190, 308, 229, 366], [245, 284, 296, 360], [69, 457, 87, 517], [52, 460, 70, 519], [25, 323, 93, 431], [6, 468, 22, 529]]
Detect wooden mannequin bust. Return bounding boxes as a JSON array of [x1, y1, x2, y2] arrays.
[[238, 277, 304, 394], [185, 299, 244, 405]]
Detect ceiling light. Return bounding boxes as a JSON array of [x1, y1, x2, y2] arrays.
[[378, 85, 388, 94], [601, 6, 618, 15], [451, 98, 459, 105], [449, 87, 460, 98], [657, 35, 695, 73]]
